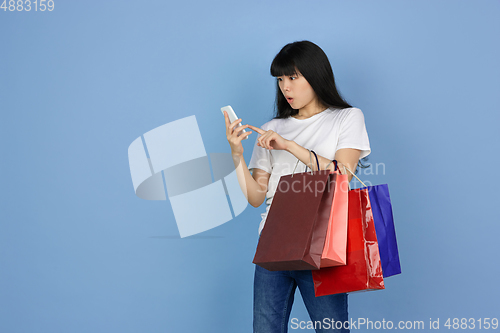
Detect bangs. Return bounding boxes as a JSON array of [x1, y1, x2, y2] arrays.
[[270, 54, 298, 77]]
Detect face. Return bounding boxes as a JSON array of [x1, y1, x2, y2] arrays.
[[277, 72, 320, 112]]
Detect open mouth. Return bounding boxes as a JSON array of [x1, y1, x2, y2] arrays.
[[286, 97, 294, 103]]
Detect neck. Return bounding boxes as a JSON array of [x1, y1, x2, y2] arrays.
[[296, 101, 328, 118]]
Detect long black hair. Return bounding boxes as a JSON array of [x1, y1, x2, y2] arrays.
[[270, 40, 369, 172], [270, 40, 351, 119]]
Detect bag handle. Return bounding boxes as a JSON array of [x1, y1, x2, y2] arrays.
[[291, 149, 319, 177], [310, 150, 320, 171], [342, 164, 367, 188], [325, 159, 340, 174]]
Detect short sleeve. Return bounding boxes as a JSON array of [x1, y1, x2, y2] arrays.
[[335, 108, 371, 159], [248, 124, 272, 174]]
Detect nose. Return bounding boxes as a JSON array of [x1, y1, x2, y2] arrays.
[[281, 80, 290, 92]]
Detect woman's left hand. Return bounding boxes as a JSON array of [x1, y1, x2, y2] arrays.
[[247, 125, 290, 151]]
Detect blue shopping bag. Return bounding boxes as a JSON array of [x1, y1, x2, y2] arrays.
[[363, 184, 401, 277]]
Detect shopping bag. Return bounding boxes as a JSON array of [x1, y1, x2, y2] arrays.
[[253, 151, 335, 271], [320, 161, 349, 267], [364, 184, 401, 277], [344, 167, 402, 277], [312, 187, 385, 296]]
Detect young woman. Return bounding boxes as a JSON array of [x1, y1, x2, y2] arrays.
[[224, 40, 370, 333]]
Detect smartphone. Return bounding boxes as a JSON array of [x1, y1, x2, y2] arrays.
[[221, 105, 249, 140]]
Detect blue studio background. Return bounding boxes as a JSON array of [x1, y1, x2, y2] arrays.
[[1, 1, 499, 332]]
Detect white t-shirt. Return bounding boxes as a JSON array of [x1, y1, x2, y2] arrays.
[[247, 107, 371, 235]]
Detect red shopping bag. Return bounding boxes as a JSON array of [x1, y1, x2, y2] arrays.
[[312, 188, 384, 296], [343, 166, 402, 277], [320, 166, 349, 267]]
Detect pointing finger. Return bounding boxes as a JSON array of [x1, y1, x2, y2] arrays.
[[247, 125, 265, 135]]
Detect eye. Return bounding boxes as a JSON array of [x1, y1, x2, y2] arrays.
[[277, 77, 283, 82], [290, 76, 296, 80]]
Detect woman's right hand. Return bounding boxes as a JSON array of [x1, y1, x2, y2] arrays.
[[224, 111, 252, 156]]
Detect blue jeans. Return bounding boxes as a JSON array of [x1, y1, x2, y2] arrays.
[[253, 265, 349, 333]]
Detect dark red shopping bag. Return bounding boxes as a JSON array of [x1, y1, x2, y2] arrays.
[[253, 168, 335, 271], [312, 188, 385, 296]]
